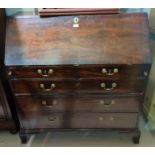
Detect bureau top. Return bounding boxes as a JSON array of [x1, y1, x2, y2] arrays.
[[5, 13, 151, 66]]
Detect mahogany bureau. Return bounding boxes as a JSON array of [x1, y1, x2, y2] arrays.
[[4, 13, 152, 144]]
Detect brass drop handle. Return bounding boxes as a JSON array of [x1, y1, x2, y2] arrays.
[[109, 116, 114, 121], [37, 69, 54, 77], [100, 100, 115, 107], [48, 116, 57, 122], [102, 68, 118, 75], [98, 116, 114, 121], [8, 71, 12, 76], [100, 82, 117, 91], [40, 83, 56, 91], [41, 100, 57, 108], [99, 116, 104, 121]]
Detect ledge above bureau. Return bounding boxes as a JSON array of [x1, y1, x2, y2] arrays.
[[4, 13, 152, 144]]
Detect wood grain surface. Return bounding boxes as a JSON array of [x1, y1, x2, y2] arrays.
[[6, 64, 151, 79], [11, 78, 147, 95], [5, 12, 151, 143], [16, 95, 140, 114], [5, 13, 151, 66], [20, 112, 138, 129], [38, 8, 120, 16]]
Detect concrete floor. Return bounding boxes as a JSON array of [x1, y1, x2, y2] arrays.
[[0, 116, 155, 147]]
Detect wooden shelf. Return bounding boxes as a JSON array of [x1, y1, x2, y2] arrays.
[[38, 8, 120, 17]]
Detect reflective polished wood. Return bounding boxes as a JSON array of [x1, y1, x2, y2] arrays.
[[5, 12, 152, 144]]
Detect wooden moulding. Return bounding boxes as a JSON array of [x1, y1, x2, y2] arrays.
[[38, 8, 120, 17]]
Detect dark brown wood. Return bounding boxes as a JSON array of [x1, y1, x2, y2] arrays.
[[0, 119, 16, 130], [6, 64, 151, 79], [0, 80, 11, 119], [4, 12, 152, 144], [0, 78, 17, 132], [20, 113, 138, 129], [0, 9, 17, 132], [11, 79, 147, 95], [7, 65, 77, 79], [0, 106, 5, 118], [38, 8, 120, 17], [5, 13, 151, 66], [16, 96, 140, 115], [0, 8, 6, 65]]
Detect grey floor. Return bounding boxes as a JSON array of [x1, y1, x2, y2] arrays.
[[0, 116, 155, 147]]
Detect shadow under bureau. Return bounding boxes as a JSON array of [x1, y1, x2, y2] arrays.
[[4, 13, 152, 144]]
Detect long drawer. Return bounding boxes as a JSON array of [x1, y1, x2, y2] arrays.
[[16, 96, 140, 114], [11, 79, 146, 95], [20, 113, 138, 129], [6, 64, 150, 79]]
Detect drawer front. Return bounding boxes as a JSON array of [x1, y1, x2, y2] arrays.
[[16, 96, 140, 114], [20, 113, 138, 129], [7, 66, 77, 79], [11, 79, 146, 95], [78, 64, 150, 79], [7, 64, 150, 79]]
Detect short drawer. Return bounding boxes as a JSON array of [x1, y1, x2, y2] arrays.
[[6, 64, 150, 79], [78, 64, 150, 79], [11, 79, 146, 95], [20, 113, 138, 129], [7, 66, 77, 79], [16, 95, 140, 114]]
